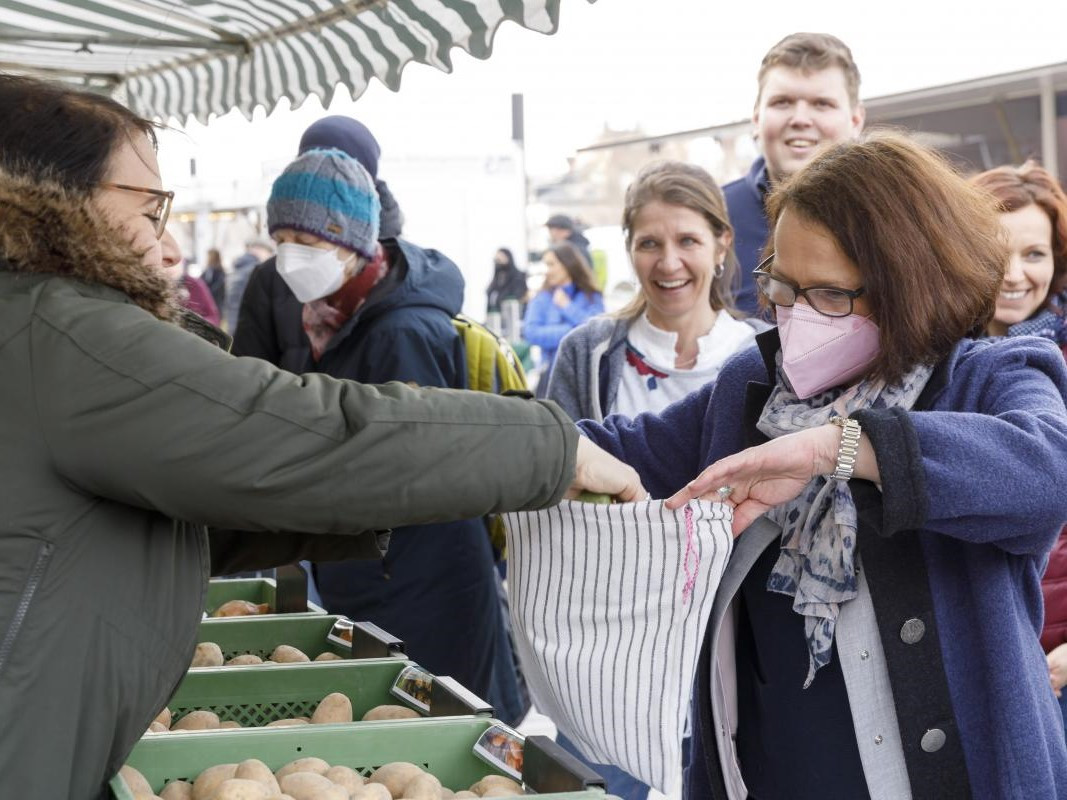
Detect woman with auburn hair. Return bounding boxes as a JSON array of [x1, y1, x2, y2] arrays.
[[549, 160, 763, 428], [522, 241, 604, 395], [973, 161, 1067, 736], [580, 132, 1067, 798]]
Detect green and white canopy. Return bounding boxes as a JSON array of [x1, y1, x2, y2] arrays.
[[0, 0, 594, 122]]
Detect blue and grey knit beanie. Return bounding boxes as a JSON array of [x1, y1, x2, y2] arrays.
[[266, 148, 381, 258]]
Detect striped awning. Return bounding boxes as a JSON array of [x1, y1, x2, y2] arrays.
[[0, 0, 596, 123]]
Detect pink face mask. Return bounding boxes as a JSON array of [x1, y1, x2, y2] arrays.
[[776, 303, 880, 399]]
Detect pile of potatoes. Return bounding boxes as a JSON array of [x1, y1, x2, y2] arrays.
[[120, 758, 523, 799], [190, 643, 344, 669], [211, 600, 273, 617], [148, 693, 422, 736]]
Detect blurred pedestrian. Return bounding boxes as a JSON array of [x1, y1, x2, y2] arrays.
[[486, 247, 527, 314], [202, 247, 226, 312], [523, 242, 604, 397], [164, 257, 220, 326], [223, 239, 271, 331], [546, 213, 594, 272]]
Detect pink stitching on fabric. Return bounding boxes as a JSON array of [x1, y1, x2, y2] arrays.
[[682, 503, 698, 604]]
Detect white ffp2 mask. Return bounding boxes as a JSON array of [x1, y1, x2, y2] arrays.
[[276, 242, 349, 302]]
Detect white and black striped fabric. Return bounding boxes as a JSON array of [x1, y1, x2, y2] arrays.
[[0, 0, 597, 123], [503, 499, 733, 793]]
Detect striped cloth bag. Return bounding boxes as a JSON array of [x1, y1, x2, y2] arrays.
[[502, 499, 733, 793]]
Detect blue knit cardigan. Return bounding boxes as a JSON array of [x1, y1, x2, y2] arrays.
[[579, 331, 1067, 799]]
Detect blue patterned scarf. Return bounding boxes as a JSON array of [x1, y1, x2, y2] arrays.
[[757, 354, 934, 687], [1006, 289, 1067, 347]]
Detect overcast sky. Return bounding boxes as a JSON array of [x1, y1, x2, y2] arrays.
[[158, 0, 1067, 184]]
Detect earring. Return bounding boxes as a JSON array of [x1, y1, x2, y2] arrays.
[[714, 262, 725, 279]]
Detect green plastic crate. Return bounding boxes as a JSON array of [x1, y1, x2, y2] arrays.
[[205, 576, 326, 617], [168, 659, 492, 728], [195, 615, 404, 665], [110, 719, 615, 799]]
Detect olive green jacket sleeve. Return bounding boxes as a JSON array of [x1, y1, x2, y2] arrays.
[[32, 281, 577, 534]]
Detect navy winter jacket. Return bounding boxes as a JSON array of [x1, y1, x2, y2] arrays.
[[235, 239, 502, 697], [722, 156, 770, 317]]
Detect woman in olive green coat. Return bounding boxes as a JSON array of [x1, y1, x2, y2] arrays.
[[0, 74, 643, 800]]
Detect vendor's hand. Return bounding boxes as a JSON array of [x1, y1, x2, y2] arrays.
[[664, 426, 839, 535], [1048, 643, 1067, 697], [553, 287, 572, 308], [567, 436, 647, 503]]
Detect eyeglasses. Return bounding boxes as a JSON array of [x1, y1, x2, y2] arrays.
[[98, 182, 175, 239], [752, 253, 866, 318]]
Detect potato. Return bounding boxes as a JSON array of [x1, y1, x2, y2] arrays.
[[402, 772, 443, 799], [120, 765, 153, 795], [192, 763, 237, 800], [440, 789, 455, 800], [468, 775, 523, 796], [274, 757, 330, 781], [171, 710, 221, 731], [367, 762, 423, 797], [218, 720, 243, 729], [324, 765, 364, 792], [159, 780, 193, 800], [310, 692, 353, 724], [154, 707, 173, 728], [234, 759, 281, 795], [131, 794, 163, 800], [265, 718, 308, 727], [361, 704, 419, 721], [350, 785, 391, 800], [225, 654, 263, 666], [313, 652, 343, 662], [209, 778, 269, 800], [212, 599, 271, 617], [452, 794, 478, 799], [146, 721, 168, 734], [191, 642, 224, 668], [269, 645, 310, 663], [278, 772, 339, 800]]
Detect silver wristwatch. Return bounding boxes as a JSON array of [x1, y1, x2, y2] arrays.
[[827, 417, 862, 481]]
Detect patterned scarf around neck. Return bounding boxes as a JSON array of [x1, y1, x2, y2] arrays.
[[1006, 288, 1067, 348], [302, 244, 389, 361], [757, 353, 934, 687]]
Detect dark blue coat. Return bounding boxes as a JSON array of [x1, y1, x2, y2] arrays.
[[233, 239, 501, 697], [722, 156, 771, 317]]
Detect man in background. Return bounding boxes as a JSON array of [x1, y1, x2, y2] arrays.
[[724, 32, 865, 314]]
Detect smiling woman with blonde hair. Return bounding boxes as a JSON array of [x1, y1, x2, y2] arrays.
[[548, 160, 763, 424]]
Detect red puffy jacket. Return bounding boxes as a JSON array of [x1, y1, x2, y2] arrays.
[[1041, 527, 1067, 653]]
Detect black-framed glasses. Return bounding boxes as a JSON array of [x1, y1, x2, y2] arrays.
[[752, 253, 866, 318], [99, 182, 175, 239]]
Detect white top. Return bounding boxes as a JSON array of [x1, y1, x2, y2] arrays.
[[614, 312, 757, 418]]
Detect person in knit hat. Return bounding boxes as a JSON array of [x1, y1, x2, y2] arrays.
[[260, 146, 512, 703], [233, 117, 401, 365]]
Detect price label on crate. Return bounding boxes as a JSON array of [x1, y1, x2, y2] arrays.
[[472, 723, 525, 781], [389, 665, 433, 713]]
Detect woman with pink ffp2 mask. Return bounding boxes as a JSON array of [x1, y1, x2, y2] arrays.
[[578, 132, 1067, 798]]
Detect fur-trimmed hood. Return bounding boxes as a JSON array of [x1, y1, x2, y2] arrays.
[[0, 166, 181, 322]]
